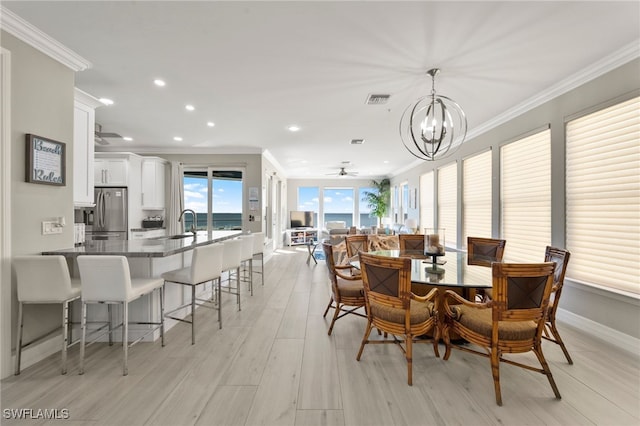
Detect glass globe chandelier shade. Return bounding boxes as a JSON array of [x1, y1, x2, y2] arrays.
[[399, 68, 467, 161]]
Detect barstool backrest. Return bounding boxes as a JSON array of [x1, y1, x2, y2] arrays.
[[77, 255, 132, 302], [222, 238, 243, 271], [191, 243, 224, 283], [252, 232, 265, 255], [14, 256, 74, 302], [239, 235, 255, 261]]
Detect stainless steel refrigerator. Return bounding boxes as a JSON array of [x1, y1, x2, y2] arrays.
[[86, 187, 128, 240]]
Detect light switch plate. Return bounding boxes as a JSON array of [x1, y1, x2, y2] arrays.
[[42, 221, 62, 235]]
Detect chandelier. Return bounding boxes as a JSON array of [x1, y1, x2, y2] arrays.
[[399, 68, 467, 161]]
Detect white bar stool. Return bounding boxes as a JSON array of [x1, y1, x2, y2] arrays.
[[162, 243, 224, 344], [252, 232, 265, 287], [77, 255, 165, 376], [221, 238, 243, 311], [239, 235, 255, 296], [13, 256, 81, 375]]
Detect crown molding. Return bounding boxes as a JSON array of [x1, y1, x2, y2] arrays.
[[0, 6, 91, 71], [466, 40, 640, 142]]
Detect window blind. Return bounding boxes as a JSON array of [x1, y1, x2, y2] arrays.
[[566, 96, 640, 295], [501, 129, 551, 262], [438, 162, 458, 249], [463, 150, 492, 243], [420, 171, 434, 232]]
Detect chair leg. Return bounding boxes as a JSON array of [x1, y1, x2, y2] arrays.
[[327, 301, 341, 336], [79, 302, 87, 375], [236, 267, 241, 311], [431, 323, 440, 358], [491, 346, 502, 406], [548, 321, 573, 364], [323, 297, 334, 318], [14, 302, 24, 375], [122, 302, 128, 376], [533, 344, 562, 400], [191, 285, 196, 345], [260, 254, 264, 286], [160, 285, 165, 347], [217, 277, 222, 329], [249, 259, 254, 296], [356, 321, 373, 361], [61, 300, 70, 375], [107, 304, 113, 346], [442, 324, 452, 361], [406, 334, 413, 386]]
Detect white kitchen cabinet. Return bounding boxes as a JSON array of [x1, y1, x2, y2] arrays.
[[73, 89, 102, 207], [95, 158, 128, 186], [141, 157, 167, 210]]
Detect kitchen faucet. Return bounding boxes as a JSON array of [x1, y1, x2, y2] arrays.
[[178, 209, 198, 237]]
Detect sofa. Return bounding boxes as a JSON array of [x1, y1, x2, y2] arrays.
[[321, 221, 351, 245]]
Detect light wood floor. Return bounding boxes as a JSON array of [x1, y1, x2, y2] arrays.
[[2, 247, 639, 426]]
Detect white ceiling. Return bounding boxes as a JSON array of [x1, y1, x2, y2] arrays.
[[4, 1, 640, 179]]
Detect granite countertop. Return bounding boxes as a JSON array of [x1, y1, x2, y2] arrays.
[[43, 230, 242, 258], [130, 227, 166, 232]]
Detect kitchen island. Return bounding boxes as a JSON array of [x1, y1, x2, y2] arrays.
[[43, 230, 242, 341]]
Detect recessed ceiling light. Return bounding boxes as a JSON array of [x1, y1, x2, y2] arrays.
[[173, 136, 183, 142], [288, 125, 300, 132], [350, 139, 365, 145], [153, 79, 166, 87], [99, 98, 114, 106], [383, 160, 389, 164], [185, 104, 195, 111], [207, 121, 215, 127], [123, 136, 133, 142]]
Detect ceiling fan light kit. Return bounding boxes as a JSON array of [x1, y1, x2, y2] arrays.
[[399, 68, 467, 161]]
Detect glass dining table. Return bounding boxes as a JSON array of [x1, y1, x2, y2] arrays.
[[350, 249, 494, 292]]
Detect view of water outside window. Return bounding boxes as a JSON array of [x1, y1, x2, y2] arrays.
[[297, 186, 319, 227], [323, 188, 354, 227], [359, 187, 376, 228], [183, 175, 243, 230]]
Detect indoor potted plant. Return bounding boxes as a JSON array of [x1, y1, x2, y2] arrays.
[[362, 178, 391, 229]]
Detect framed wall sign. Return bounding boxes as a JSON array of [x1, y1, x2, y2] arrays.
[[25, 134, 66, 186]]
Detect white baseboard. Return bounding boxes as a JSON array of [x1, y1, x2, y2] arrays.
[[557, 308, 640, 356], [13, 333, 62, 373]]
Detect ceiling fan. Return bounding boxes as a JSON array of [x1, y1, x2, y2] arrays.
[[94, 123, 123, 145], [326, 167, 359, 177]]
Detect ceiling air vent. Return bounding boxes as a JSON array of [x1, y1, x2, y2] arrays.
[[350, 139, 365, 145], [366, 93, 391, 105]]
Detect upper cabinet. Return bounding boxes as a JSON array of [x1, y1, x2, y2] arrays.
[[141, 157, 167, 210], [73, 89, 102, 207], [94, 157, 128, 186]]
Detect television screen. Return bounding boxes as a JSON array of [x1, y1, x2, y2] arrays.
[[290, 211, 314, 228]]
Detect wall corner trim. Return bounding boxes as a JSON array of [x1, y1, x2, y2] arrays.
[[0, 6, 92, 72]]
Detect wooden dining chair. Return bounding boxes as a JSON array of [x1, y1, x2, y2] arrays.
[[467, 237, 506, 266], [398, 234, 425, 252], [356, 252, 439, 386], [345, 234, 368, 258], [467, 236, 506, 301], [542, 246, 573, 364], [321, 242, 367, 335], [441, 262, 560, 405]]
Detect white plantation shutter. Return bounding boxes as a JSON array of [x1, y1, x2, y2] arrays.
[[501, 129, 551, 262], [566, 96, 640, 295], [420, 171, 434, 232], [438, 162, 458, 249], [463, 150, 492, 242]]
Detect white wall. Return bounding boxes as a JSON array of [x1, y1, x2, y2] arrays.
[[1, 30, 76, 378]]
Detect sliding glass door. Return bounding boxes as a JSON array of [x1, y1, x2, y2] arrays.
[[183, 168, 243, 232]]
